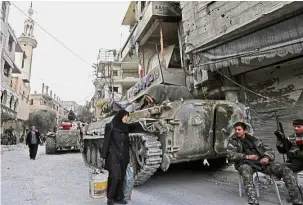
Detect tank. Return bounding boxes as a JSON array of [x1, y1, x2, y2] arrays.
[[81, 84, 252, 186], [45, 121, 82, 154]]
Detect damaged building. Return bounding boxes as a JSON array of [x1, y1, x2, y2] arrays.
[[180, 1, 303, 149], [120, 1, 185, 102], [120, 1, 303, 152]]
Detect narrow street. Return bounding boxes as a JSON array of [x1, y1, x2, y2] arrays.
[[1, 145, 299, 205]]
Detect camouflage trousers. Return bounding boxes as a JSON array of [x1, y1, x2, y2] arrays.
[[238, 163, 303, 204]]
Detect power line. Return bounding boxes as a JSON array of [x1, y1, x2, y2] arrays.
[[10, 2, 123, 102], [10, 2, 92, 67]]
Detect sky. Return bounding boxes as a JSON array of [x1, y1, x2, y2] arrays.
[[8, 1, 130, 105]]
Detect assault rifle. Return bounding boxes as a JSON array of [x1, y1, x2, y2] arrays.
[[274, 112, 292, 162], [240, 159, 263, 171], [239, 159, 273, 172]]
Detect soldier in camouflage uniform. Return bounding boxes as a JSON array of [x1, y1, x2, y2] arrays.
[[276, 119, 303, 172], [227, 122, 303, 205]]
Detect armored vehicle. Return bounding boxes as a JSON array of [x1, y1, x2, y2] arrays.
[[81, 84, 251, 186], [45, 121, 81, 154], [82, 46, 251, 185]]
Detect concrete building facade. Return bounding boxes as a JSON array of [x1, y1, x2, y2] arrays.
[[179, 1, 303, 150], [92, 49, 139, 119], [116, 1, 303, 160], [62, 101, 80, 115], [120, 1, 184, 103], [1, 1, 23, 135], [29, 83, 67, 124]]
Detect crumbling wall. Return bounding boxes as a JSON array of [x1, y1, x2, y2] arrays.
[[241, 60, 303, 160], [180, 1, 299, 50]]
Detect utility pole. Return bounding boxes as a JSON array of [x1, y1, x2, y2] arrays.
[[95, 49, 116, 110]]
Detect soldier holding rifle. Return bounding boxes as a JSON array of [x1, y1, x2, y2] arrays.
[[276, 119, 303, 172], [227, 122, 303, 205]]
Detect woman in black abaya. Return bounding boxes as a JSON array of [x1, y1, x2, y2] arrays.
[[101, 109, 130, 205]]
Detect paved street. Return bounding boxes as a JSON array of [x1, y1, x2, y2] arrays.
[[1, 145, 301, 205]]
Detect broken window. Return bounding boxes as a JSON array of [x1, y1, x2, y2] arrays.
[[3, 61, 10, 77], [30, 99, 33, 105]]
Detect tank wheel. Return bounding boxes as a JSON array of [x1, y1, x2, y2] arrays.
[[207, 157, 231, 170], [130, 133, 162, 186], [86, 146, 92, 164], [45, 136, 56, 154], [91, 146, 97, 166]]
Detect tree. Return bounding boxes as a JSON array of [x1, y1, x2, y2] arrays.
[[77, 102, 94, 123], [68, 110, 76, 121], [96, 99, 107, 109], [27, 110, 57, 134]]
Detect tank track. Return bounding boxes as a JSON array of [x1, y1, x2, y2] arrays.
[[81, 140, 101, 170], [129, 133, 162, 186], [81, 133, 162, 186]]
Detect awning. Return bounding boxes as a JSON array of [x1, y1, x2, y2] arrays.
[[194, 13, 303, 73]]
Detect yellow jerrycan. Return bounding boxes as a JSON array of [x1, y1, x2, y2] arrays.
[[89, 168, 108, 198]]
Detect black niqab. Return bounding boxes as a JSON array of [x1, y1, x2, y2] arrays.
[[111, 109, 129, 132]]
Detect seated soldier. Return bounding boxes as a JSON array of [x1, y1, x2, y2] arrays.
[[276, 119, 303, 173], [227, 122, 303, 205]]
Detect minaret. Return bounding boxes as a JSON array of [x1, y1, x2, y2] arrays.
[[17, 2, 38, 83]]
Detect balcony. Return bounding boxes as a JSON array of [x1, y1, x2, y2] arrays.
[[3, 24, 22, 62], [2, 52, 21, 75], [1, 104, 17, 120], [121, 1, 181, 61], [1, 86, 20, 120]]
